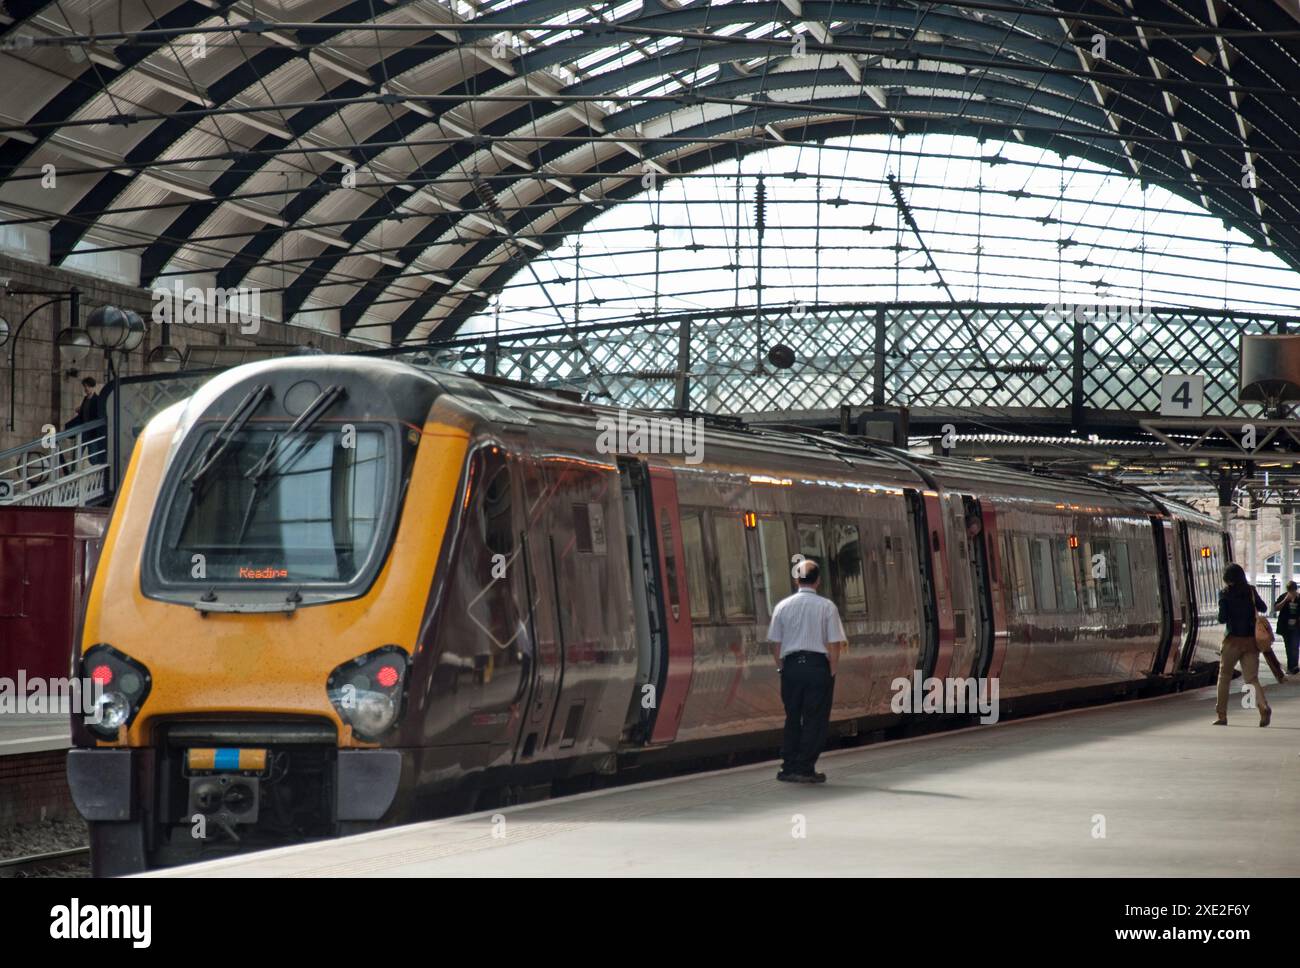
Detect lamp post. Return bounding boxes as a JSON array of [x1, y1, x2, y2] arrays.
[[85, 306, 144, 493], [2, 285, 81, 432]]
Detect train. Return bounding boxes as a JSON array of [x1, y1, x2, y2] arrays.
[[66, 355, 1230, 874]]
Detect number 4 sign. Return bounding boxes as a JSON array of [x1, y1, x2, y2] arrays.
[[1159, 374, 1205, 417]]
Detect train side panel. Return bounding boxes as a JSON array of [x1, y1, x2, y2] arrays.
[[986, 501, 1163, 699]]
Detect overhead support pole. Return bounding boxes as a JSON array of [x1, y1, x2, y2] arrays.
[[1071, 314, 1086, 433], [872, 307, 887, 407], [1218, 468, 1236, 536], [753, 176, 766, 375], [1284, 504, 1295, 587], [674, 315, 691, 411]]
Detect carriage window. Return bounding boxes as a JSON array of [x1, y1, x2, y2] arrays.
[[758, 517, 791, 613], [796, 518, 830, 598], [1010, 535, 1034, 612], [1078, 540, 1098, 609], [480, 455, 513, 556], [1029, 536, 1057, 611], [680, 510, 712, 622], [1054, 537, 1079, 610], [1112, 540, 1134, 607], [831, 520, 867, 614], [712, 513, 754, 621], [1089, 539, 1122, 609], [868, 524, 888, 613], [660, 509, 681, 617]]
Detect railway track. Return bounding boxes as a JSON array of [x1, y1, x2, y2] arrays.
[[0, 846, 91, 877]]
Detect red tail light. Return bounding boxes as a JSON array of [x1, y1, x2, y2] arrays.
[[91, 665, 113, 686]]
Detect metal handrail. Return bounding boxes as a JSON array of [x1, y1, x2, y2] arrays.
[[0, 417, 106, 464], [0, 419, 109, 506]]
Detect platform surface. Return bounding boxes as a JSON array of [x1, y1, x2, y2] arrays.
[[0, 713, 71, 755], [148, 674, 1300, 877]]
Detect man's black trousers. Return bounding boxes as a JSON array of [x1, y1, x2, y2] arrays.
[[780, 652, 834, 775]]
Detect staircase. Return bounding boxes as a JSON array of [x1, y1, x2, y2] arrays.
[[0, 420, 108, 507]]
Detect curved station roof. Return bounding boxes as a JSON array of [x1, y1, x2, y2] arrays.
[[2, 0, 1299, 343]]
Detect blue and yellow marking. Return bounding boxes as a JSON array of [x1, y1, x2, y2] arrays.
[[186, 748, 267, 773]]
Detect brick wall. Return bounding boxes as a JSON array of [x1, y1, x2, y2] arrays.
[[0, 750, 74, 828], [0, 254, 372, 454]]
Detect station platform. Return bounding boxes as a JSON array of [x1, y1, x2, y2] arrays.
[[0, 714, 70, 756], [147, 675, 1300, 878]]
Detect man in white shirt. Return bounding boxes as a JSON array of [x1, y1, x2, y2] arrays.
[[767, 558, 847, 783]]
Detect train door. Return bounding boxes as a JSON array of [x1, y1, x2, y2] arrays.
[[921, 492, 956, 680], [1150, 518, 1184, 675], [646, 467, 695, 744], [904, 489, 946, 679], [617, 458, 668, 744], [424, 444, 531, 760], [513, 457, 562, 761], [942, 493, 979, 679], [960, 496, 994, 679], [1173, 521, 1199, 672], [975, 498, 1010, 680]]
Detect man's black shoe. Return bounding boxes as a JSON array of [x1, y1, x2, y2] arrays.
[[777, 770, 800, 782], [803, 771, 827, 784]]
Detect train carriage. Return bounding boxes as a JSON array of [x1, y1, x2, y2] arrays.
[[66, 355, 1226, 874]]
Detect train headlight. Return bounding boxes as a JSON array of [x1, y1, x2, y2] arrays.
[[81, 644, 152, 740], [91, 693, 131, 731], [327, 646, 409, 742]]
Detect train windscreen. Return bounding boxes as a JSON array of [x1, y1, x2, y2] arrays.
[[155, 426, 392, 586]]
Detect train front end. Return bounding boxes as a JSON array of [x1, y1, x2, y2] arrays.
[[67, 356, 467, 874]]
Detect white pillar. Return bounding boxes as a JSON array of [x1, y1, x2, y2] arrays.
[[1248, 510, 1259, 584], [1284, 507, 1295, 587]]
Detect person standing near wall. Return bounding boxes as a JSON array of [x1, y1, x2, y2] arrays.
[[1275, 580, 1300, 675]]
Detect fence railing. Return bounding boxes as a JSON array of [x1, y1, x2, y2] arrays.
[[0, 419, 108, 507]]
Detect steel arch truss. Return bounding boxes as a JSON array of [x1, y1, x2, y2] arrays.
[[3, 0, 1300, 344]]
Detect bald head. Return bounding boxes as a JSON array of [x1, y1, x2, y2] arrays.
[[794, 558, 820, 586]]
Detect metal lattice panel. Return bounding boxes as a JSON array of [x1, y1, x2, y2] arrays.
[[384, 301, 1300, 424], [1083, 310, 1278, 418], [98, 301, 1300, 448]]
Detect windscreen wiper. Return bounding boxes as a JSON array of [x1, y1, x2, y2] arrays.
[[187, 384, 273, 491], [243, 384, 347, 486], [234, 385, 347, 545]]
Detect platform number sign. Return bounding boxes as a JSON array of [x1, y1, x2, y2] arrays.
[[1159, 374, 1205, 418]]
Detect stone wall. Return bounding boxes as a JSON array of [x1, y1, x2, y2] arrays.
[[0, 254, 370, 454]]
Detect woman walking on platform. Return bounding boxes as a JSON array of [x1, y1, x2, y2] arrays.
[[1215, 563, 1271, 727]]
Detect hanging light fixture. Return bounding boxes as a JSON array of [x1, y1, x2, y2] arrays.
[[147, 344, 184, 373], [56, 326, 91, 363], [85, 305, 130, 350], [122, 309, 146, 352]]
